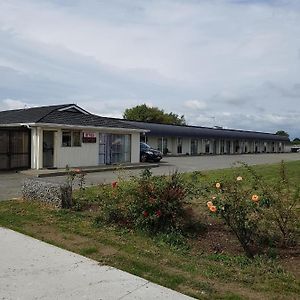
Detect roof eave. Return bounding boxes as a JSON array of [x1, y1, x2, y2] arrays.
[[35, 122, 148, 133]]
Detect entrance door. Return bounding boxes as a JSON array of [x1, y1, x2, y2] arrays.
[[99, 133, 112, 165], [43, 131, 54, 168], [99, 133, 131, 165]]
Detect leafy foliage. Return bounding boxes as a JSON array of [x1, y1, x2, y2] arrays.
[[94, 169, 189, 234], [206, 162, 299, 257], [123, 104, 186, 125], [275, 130, 289, 138]]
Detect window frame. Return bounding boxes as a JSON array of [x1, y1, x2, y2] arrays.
[[61, 130, 82, 147]]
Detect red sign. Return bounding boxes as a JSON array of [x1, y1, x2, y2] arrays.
[[83, 132, 96, 143]]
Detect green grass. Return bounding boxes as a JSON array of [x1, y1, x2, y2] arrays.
[[0, 160, 299, 299]]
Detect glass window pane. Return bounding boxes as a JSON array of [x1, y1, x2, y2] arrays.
[[62, 131, 71, 147], [72, 131, 81, 147]]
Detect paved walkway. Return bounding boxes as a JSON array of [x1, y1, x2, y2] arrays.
[[0, 227, 193, 300], [1, 153, 299, 201]]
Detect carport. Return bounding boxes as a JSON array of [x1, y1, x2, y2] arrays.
[[0, 128, 31, 170]]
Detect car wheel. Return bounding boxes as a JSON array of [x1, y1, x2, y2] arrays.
[[141, 154, 148, 162]]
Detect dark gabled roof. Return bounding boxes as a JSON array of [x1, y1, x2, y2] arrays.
[[0, 104, 141, 130], [39, 110, 141, 129], [0, 104, 73, 124], [122, 120, 290, 142]]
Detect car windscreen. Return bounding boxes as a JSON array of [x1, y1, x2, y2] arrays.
[[140, 142, 151, 149]]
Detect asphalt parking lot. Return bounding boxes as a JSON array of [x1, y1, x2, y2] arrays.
[[0, 153, 299, 201]]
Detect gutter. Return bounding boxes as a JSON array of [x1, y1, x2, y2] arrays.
[[0, 123, 149, 134]]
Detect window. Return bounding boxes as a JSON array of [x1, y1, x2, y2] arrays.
[[191, 139, 198, 155], [62, 131, 71, 147], [62, 130, 82, 147], [141, 135, 148, 143], [111, 134, 131, 164], [205, 140, 210, 153], [157, 138, 162, 151], [158, 137, 168, 154], [220, 140, 225, 154], [177, 138, 182, 154], [72, 131, 81, 147]]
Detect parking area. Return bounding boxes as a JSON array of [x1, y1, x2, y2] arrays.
[[1, 153, 299, 201]]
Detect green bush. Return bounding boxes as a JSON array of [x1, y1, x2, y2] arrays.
[[95, 169, 189, 235], [259, 162, 299, 246], [205, 162, 299, 257], [207, 173, 262, 258]]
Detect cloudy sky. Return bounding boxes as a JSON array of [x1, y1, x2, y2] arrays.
[[0, 0, 299, 138]]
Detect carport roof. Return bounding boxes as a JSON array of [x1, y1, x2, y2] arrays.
[[0, 104, 142, 130], [122, 120, 290, 142]]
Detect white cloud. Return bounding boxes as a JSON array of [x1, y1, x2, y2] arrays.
[[184, 100, 207, 110], [1, 99, 28, 110]]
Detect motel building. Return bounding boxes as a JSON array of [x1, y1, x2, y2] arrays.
[[124, 121, 289, 156], [0, 104, 145, 170], [0, 104, 289, 171]]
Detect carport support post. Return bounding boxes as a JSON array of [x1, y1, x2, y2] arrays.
[[36, 127, 43, 169], [31, 127, 40, 170]]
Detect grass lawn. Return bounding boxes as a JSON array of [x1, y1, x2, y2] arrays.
[[0, 161, 300, 299]]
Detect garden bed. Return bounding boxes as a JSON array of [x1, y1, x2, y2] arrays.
[[0, 161, 299, 299]]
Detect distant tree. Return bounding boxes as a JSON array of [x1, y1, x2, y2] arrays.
[[275, 130, 289, 138], [292, 138, 300, 145], [123, 104, 186, 125]]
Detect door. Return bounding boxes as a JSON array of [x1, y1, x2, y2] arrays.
[[0, 129, 30, 170], [99, 133, 112, 165], [43, 131, 54, 168], [99, 133, 131, 165]]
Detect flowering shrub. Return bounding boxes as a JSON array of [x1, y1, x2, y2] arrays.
[[206, 162, 300, 257], [207, 174, 263, 258], [95, 169, 188, 234], [128, 169, 187, 233]]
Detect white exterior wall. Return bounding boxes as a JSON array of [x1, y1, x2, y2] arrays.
[[131, 132, 140, 163], [142, 134, 287, 157], [55, 130, 98, 168], [31, 127, 142, 169]]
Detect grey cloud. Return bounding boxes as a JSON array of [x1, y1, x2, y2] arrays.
[[0, 0, 299, 139]]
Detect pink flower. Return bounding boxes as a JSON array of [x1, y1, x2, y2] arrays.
[[156, 210, 162, 217], [112, 181, 118, 188], [143, 211, 149, 217]]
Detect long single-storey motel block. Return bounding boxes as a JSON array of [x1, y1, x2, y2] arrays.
[[123, 121, 289, 156], [0, 104, 290, 170]]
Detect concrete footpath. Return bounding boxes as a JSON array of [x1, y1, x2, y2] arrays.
[[0, 227, 193, 300]]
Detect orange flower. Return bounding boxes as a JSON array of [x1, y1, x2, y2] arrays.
[[251, 194, 259, 202], [236, 176, 243, 181], [209, 205, 217, 212], [207, 201, 213, 208], [215, 182, 221, 189]]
